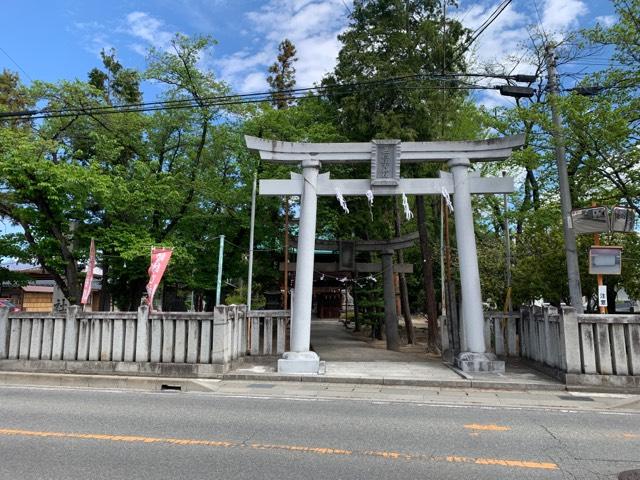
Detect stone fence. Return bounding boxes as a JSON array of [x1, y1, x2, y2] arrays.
[[482, 306, 640, 389], [0, 306, 290, 378]]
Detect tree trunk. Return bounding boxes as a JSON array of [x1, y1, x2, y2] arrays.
[[393, 199, 415, 344], [416, 195, 438, 350], [353, 283, 360, 332]]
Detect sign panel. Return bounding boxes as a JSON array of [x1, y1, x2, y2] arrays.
[[598, 285, 608, 307], [571, 207, 610, 233], [371, 140, 401, 187], [611, 206, 636, 233], [589, 246, 622, 275], [338, 240, 356, 271]]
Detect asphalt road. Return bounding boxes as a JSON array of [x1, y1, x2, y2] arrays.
[[0, 385, 639, 479]]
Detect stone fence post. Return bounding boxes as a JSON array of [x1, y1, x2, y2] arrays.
[[63, 306, 79, 360], [0, 306, 9, 359], [560, 306, 581, 374], [135, 305, 150, 362]]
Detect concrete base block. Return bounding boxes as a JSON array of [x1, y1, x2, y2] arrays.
[[455, 352, 505, 373], [277, 351, 322, 374]]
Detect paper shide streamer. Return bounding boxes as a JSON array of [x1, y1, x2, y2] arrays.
[[336, 190, 349, 214], [401, 193, 414, 220], [441, 187, 454, 212], [366, 190, 374, 220]]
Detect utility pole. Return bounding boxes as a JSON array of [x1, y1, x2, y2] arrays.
[[216, 234, 225, 306], [545, 44, 583, 313], [247, 172, 257, 310]]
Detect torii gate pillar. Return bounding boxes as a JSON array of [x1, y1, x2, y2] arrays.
[[450, 158, 504, 372], [278, 158, 322, 374]]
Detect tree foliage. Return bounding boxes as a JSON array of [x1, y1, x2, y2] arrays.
[[267, 39, 298, 110]]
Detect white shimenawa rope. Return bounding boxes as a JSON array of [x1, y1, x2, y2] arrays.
[[336, 190, 349, 214], [401, 193, 414, 220], [365, 189, 374, 220], [441, 187, 454, 212]]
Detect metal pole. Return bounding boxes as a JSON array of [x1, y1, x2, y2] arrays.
[[216, 235, 225, 306], [440, 197, 446, 317], [247, 172, 257, 310], [283, 196, 290, 310], [503, 171, 512, 314], [545, 45, 583, 313]]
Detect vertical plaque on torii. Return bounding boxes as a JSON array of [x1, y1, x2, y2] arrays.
[[371, 139, 401, 188]]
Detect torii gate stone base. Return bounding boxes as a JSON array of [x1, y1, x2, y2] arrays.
[[246, 134, 524, 374]]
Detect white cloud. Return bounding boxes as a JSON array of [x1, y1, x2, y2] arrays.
[[452, 0, 590, 108], [541, 0, 588, 32], [242, 72, 268, 93], [73, 21, 114, 58], [217, 0, 349, 92], [595, 15, 617, 27], [125, 11, 175, 53], [455, 2, 530, 75]]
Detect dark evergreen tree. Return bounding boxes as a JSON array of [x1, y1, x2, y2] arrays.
[[267, 39, 298, 110]]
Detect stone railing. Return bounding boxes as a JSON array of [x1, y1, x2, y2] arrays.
[[481, 306, 640, 388], [0, 306, 290, 378], [247, 310, 289, 356], [518, 305, 566, 371], [566, 310, 640, 388], [482, 311, 519, 358]]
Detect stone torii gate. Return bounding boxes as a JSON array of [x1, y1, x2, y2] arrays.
[[246, 135, 524, 374], [287, 232, 419, 351]]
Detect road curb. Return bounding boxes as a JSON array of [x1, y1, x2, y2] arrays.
[[0, 370, 566, 392], [0, 371, 220, 393], [221, 372, 567, 391]]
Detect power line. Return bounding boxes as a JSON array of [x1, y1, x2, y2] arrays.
[[1, 73, 454, 119], [452, 0, 513, 63], [0, 46, 33, 82], [0, 73, 519, 121]]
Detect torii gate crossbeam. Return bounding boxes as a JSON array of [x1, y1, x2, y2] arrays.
[[246, 135, 524, 374]]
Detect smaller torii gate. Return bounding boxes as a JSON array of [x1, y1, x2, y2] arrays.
[[286, 233, 419, 350], [246, 135, 523, 374]]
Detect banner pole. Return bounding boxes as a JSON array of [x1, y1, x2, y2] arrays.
[[216, 235, 225, 306]]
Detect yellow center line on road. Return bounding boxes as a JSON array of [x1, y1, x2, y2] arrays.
[[464, 424, 511, 431], [0, 428, 557, 470], [604, 432, 640, 440]]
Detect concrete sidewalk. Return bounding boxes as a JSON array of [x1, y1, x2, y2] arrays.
[[227, 319, 564, 391], [0, 319, 566, 393]]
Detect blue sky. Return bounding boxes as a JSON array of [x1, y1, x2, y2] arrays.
[[0, 0, 617, 100]]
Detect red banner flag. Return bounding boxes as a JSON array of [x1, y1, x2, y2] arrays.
[[146, 247, 173, 309], [81, 238, 96, 305]]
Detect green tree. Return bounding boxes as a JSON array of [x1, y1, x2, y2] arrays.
[[322, 0, 478, 349], [267, 39, 298, 110], [0, 36, 252, 309]]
